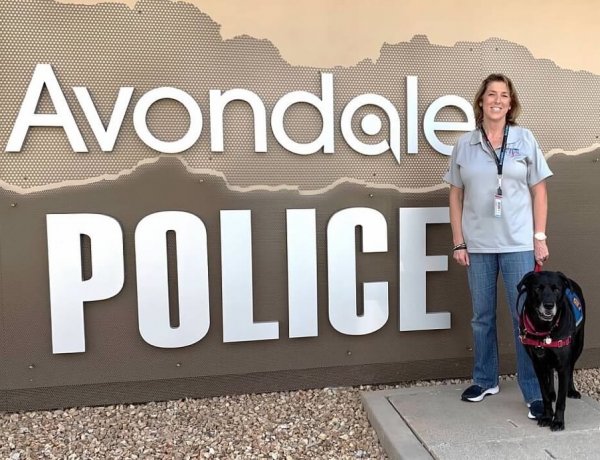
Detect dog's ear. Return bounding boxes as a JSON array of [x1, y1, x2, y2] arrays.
[[557, 271, 573, 291], [517, 271, 536, 293]]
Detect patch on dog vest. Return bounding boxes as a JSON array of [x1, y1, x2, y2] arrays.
[[566, 288, 583, 327]]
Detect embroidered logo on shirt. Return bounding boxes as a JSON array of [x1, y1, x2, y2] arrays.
[[505, 147, 521, 158]]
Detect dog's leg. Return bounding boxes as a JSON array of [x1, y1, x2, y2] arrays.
[[552, 366, 570, 431], [569, 329, 585, 399], [545, 371, 556, 402], [532, 364, 554, 427], [568, 368, 581, 399]]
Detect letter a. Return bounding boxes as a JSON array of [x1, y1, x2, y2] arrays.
[[6, 64, 87, 152]]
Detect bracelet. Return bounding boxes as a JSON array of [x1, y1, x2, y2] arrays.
[[452, 243, 467, 251]]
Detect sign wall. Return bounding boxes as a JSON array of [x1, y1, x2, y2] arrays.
[[1, 0, 599, 410]]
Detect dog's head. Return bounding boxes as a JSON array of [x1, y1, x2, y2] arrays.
[[517, 271, 571, 323]]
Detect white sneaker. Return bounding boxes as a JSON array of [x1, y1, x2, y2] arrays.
[[461, 384, 500, 402]]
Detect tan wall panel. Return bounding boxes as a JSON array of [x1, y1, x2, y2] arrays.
[[58, 0, 600, 74]]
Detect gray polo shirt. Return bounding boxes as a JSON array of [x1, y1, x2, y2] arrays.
[[444, 126, 553, 253]]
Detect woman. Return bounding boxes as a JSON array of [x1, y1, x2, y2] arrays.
[[444, 73, 552, 419]]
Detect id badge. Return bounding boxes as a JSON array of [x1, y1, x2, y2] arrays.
[[494, 194, 502, 217]]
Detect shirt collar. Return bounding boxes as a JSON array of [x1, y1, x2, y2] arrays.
[[470, 125, 520, 146]]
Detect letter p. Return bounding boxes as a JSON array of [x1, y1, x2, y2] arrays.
[[46, 214, 124, 353]]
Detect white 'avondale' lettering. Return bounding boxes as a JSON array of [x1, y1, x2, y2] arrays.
[[133, 87, 203, 153], [271, 73, 334, 154], [341, 94, 401, 162], [210, 88, 267, 152], [73, 86, 134, 151], [7, 64, 87, 152], [7, 64, 474, 158]]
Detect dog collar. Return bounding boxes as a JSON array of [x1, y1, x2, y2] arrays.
[[520, 334, 572, 348], [519, 311, 572, 348]]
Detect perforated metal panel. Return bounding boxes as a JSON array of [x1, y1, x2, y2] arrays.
[[2, 0, 599, 195]]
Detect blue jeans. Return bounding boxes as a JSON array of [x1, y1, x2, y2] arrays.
[[466, 251, 541, 404]]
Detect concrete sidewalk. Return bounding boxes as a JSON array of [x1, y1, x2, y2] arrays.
[[361, 380, 600, 459]]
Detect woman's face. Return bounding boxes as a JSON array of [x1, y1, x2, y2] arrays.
[[480, 81, 511, 124]]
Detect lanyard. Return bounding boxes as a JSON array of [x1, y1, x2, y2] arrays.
[[481, 124, 509, 194]]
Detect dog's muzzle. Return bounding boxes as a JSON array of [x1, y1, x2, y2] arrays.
[[537, 302, 557, 321]]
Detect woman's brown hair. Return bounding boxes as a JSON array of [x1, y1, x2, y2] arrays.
[[473, 73, 521, 126]]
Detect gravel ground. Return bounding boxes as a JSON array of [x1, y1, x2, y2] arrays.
[[2, 368, 600, 460]]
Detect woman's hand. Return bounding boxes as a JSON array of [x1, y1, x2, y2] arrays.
[[453, 248, 470, 266], [534, 239, 549, 266]]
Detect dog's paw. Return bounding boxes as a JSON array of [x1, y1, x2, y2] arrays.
[[550, 418, 565, 431], [568, 389, 582, 399], [537, 416, 552, 427]]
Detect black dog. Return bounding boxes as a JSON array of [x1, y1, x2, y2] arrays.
[[517, 270, 585, 431]]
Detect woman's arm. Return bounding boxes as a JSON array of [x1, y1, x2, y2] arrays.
[[531, 180, 549, 266], [449, 185, 469, 266]]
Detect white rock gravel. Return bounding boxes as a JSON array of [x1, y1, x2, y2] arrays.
[[2, 369, 600, 459]]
